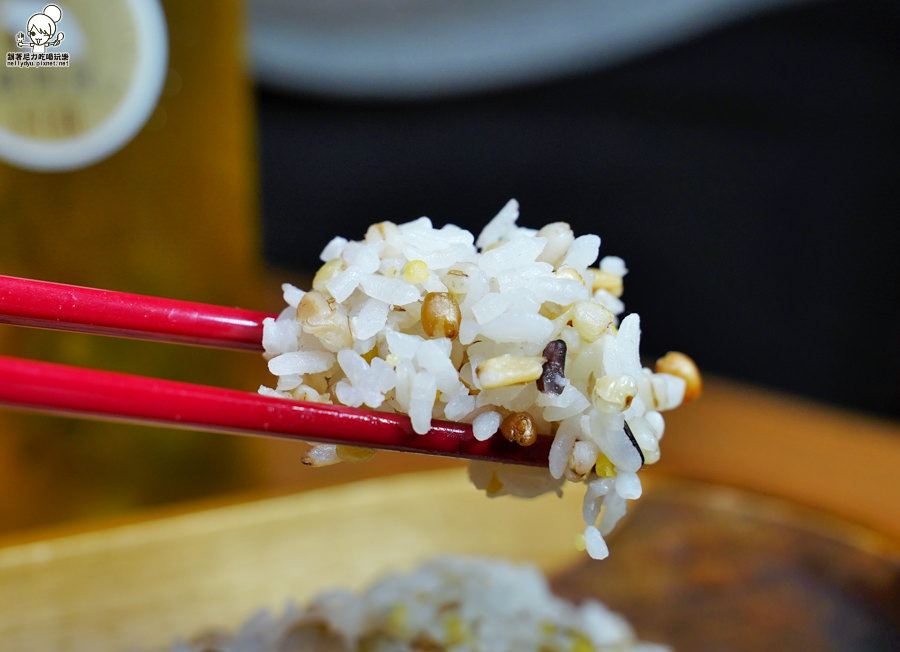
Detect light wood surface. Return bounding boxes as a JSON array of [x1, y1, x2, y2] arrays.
[[656, 377, 900, 540], [0, 467, 897, 652], [0, 470, 586, 652]]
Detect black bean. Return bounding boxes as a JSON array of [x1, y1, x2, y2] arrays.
[[537, 339, 567, 395]]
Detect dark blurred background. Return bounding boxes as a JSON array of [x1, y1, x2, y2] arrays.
[[254, 0, 900, 417]]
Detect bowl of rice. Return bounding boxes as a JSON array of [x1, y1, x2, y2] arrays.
[[2, 469, 897, 652]]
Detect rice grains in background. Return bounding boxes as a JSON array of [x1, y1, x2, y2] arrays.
[[149, 556, 670, 652]]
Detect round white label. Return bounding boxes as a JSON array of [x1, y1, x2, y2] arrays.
[[0, 0, 168, 171]]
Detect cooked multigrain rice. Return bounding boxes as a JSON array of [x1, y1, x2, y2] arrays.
[[260, 200, 698, 560], [153, 556, 670, 652]]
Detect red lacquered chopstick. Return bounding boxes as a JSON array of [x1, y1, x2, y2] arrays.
[[0, 355, 551, 466], [0, 275, 271, 351]]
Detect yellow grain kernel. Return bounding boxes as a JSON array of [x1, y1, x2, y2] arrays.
[[312, 259, 345, 293], [335, 446, 376, 463], [402, 259, 429, 284], [594, 453, 617, 478], [485, 471, 504, 496], [297, 290, 353, 352], [290, 386, 329, 403], [365, 221, 397, 242], [476, 354, 544, 389], [555, 266, 585, 284], [568, 633, 593, 652], [655, 351, 702, 402], [573, 533, 587, 552], [570, 300, 615, 343], [592, 375, 638, 413], [444, 615, 467, 646], [540, 301, 570, 320], [589, 268, 624, 297], [387, 604, 408, 636]]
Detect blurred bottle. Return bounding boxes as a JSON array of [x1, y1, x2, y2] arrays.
[[0, 1, 272, 533]]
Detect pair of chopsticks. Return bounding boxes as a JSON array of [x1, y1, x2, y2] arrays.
[[0, 275, 551, 466]]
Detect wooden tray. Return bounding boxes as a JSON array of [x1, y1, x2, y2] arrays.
[[1, 469, 897, 652]]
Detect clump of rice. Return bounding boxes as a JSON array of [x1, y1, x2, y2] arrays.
[[261, 200, 697, 560], [151, 556, 669, 652]]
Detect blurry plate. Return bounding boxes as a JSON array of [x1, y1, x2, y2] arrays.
[[0, 469, 898, 651], [249, 0, 809, 99]]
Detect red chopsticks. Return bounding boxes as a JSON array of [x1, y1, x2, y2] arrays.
[[0, 276, 552, 467], [0, 355, 551, 465], [0, 274, 269, 350]]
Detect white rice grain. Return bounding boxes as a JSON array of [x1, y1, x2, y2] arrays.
[[267, 351, 334, 376], [548, 418, 580, 479], [584, 525, 609, 560], [472, 410, 502, 441], [408, 371, 438, 434], [444, 392, 476, 421], [479, 312, 554, 343], [475, 198, 519, 249], [599, 255, 628, 277], [349, 298, 390, 341], [359, 273, 421, 306], [324, 267, 361, 303], [281, 282, 306, 308], [261, 316, 300, 357], [614, 472, 642, 499], [319, 236, 347, 262], [478, 236, 546, 277], [561, 234, 601, 270]]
